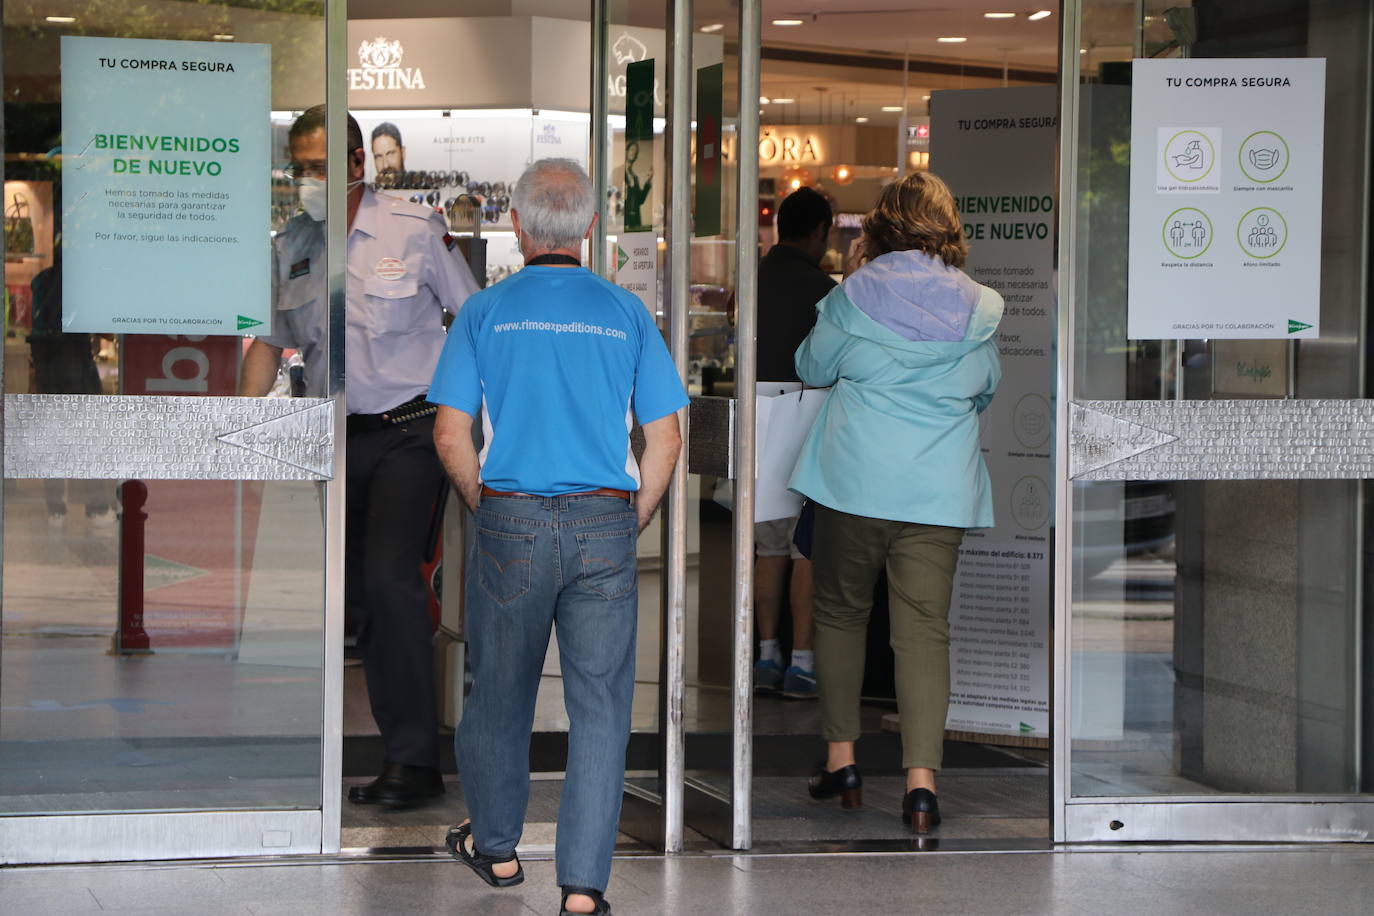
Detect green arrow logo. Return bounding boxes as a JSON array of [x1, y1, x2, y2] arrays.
[[1019, 722, 1035, 734], [238, 314, 264, 331], [617, 245, 629, 271], [1287, 319, 1312, 334]]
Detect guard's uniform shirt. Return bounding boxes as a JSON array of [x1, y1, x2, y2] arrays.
[[260, 188, 479, 413]]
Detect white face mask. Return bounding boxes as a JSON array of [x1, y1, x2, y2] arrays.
[[297, 178, 327, 221], [297, 177, 365, 221]]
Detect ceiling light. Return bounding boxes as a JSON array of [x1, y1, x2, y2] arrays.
[[1029, 10, 1052, 21], [45, 15, 76, 23], [937, 37, 968, 43], [772, 19, 804, 26], [1080, 48, 1087, 54], [984, 12, 1016, 18], [772, 98, 795, 104], [760, 96, 771, 104], [855, 116, 869, 123], [213, 34, 235, 41], [700, 23, 724, 33], [881, 106, 904, 112], [922, 95, 931, 101]]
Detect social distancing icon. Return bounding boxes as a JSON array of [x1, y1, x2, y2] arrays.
[[1162, 207, 1213, 259]]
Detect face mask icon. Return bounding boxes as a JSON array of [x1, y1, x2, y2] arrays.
[[1021, 412, 1046, 436], [1249, 147, 1280, 170]]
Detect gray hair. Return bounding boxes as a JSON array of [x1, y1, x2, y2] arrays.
[[513, 158, 595, 250]]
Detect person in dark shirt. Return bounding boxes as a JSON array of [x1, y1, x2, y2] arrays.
[[756, 187, 836, 382], [753, 187, 835, 699], [29, 249, 113, 525]]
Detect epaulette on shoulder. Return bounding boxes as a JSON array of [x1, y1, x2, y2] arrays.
[[386, 196, 439, 220]]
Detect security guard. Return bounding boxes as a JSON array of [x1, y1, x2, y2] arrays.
[[240, 106, 480, 807]]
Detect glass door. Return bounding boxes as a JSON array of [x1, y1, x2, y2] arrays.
[[1056, 0, 1374, 841], [591, 0, 758, 852], [1, 0, 343, 862]]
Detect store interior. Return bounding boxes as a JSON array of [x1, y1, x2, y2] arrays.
[[1, 0, 1174, 856]]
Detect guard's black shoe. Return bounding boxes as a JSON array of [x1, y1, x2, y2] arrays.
[[348, 762, 444, 808]]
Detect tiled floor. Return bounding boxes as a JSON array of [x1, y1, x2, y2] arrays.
[[3, 846, 1373, 915]]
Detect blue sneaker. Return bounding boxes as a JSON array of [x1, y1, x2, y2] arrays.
[[782, 666, 817, 699], [753, 658, 783, 693]]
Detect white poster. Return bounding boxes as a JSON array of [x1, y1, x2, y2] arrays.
[[354, 112, 588, 286], [931, 87, 1055, 739], [616, 231, 658, 314], [355, 114, 589, 192], [1128, 58, 1325, 339], [61, 36, 270, 335]]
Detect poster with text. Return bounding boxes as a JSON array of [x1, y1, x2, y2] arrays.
[[355, 113, 589, 190], [61, 36, 270, 335], [931, 87, 1055, 739], [352, 112, 588, 286], [1128, 59, 1325, 339], [616, 231, 658, 314]]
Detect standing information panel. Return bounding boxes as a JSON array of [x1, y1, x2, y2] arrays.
[[1127, 59, 1326, 339], [60, 36, 270, 335], [931, 87, 1056, 741]]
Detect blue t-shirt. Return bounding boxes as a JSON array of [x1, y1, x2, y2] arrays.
[[430, 265, 688, 496]]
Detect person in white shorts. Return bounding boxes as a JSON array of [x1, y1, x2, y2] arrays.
[[753, 514, 815, 698], [750, 188, 834, 699]]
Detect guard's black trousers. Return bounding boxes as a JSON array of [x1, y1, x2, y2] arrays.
[[346, 414, 444, 769]]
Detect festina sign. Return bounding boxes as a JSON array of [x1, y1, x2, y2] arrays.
[[348, 37, 427, 91]]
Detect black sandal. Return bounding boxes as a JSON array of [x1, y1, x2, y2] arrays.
[[446, 822, 524, 888], [560, 886, 611, 915]]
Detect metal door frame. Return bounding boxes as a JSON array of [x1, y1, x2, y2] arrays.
[[604, 0, 761, 854], [1052, 0, 1374, 844], [0, 1, 348, 864], [669, 0, 763, 853]]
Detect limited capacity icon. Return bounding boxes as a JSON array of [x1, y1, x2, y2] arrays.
[[1237, 207, 1287, 259]]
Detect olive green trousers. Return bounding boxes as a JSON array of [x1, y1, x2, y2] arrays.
[[810, 503, 965, 771]]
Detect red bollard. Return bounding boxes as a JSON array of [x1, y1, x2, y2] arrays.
[[115, 480, 152, 654]]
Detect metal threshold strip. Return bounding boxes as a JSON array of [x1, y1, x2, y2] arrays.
[[17, 838, 1372, 873]]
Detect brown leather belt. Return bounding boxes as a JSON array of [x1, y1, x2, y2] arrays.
[[481, 485, 631, 501]]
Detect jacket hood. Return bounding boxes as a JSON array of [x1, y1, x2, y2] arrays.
[[824, 249, 1001, 368]]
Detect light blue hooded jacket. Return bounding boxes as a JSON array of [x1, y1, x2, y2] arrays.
[[788, 249, 1003, 528]]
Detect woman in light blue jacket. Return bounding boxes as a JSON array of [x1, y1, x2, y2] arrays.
[[791, 171, 1002, 834]]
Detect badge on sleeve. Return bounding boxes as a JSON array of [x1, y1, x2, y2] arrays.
[[289, 257, 311, 279], [374, 257, 407, 280], [444, 233, 458, 251]]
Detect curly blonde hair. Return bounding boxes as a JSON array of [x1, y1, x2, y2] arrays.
[[857, 171, 968, 268]]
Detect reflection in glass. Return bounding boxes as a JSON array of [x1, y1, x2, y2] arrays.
[[2, 2, 327, 817], [2, 479, 324, 813], [1070, 0, 1373, 800]]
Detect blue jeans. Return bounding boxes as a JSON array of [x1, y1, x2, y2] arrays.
[[456, 493, 639, 892]]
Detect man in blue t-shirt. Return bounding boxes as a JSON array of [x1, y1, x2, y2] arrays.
[[431, 158, 685, 916]]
